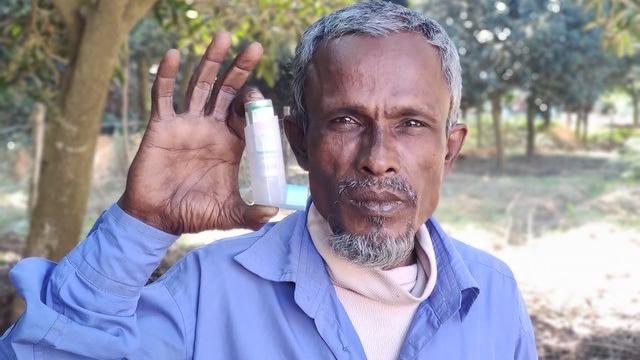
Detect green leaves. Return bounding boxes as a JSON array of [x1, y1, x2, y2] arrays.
[[425, 0, 621, 113], [584, 0, 640, 57], [153, 0, 353, 86]]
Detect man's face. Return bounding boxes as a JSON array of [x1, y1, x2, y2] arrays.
[[290, 32, 466, 260]]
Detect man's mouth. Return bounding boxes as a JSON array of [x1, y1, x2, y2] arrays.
[[349, 199, 405, 214], [335, 177, 418, 217], [346, 190, 409, 215]]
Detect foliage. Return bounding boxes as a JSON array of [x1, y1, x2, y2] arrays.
[[0, 0, 66, 128], [0, 0, 353, 132], [426, 0, 522, 106], [152, 0, 353, 87], [425, 0, 620, 114], [521, 2, 616, 113], [584, 0, 640, 56]]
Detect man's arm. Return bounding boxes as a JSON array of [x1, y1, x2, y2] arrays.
[[1, 32, 277, 359], [514, 289, 538, 359], [1, 204, 187, 359]]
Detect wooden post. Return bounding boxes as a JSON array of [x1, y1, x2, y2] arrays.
[[137, 56, 151, 125], [476, 107, 483, 148], [28, 102, 46, 213], [490, 95, 504, 171], [121, 37, 131, 172]]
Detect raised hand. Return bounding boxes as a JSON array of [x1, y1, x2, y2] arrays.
[[119, 32, 278, 235]]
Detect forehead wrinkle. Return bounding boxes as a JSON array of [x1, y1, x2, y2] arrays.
[[306, 57, 378, 116], [317, 37, 379, 85], [384, 102, 443, 123], [305, 34, 449, 124]]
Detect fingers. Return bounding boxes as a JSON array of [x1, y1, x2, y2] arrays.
[[183, 32, 231, 114], [151, 49, 180, 119], [241, 204, 279, 230], [207, 42, 264, 120], [227, 87, 265, 140]]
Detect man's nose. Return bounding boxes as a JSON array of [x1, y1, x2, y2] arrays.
[[356, 128, 400, 176]]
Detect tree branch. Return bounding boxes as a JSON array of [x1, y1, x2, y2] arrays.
[[51, 0, 83, 28], [52, 0, 86, 53], [122, 0, 158, 32]]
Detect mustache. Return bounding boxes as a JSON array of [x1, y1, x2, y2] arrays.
[[336, 177, 418, 206]]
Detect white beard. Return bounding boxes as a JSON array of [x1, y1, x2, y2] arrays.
[[328, 223, 416, 269]]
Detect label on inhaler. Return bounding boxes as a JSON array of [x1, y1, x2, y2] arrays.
[[252, 108, 280, 153], [245, 100, 285, 183]]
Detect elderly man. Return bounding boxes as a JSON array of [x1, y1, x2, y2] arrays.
[[2, 1, 537, 359]]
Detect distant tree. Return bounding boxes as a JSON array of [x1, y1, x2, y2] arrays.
[[427, 0, 523, 169], [2, 0, 160, 262], [426, 0, 625, 158], [583, 0, 639, 127], [518, 1, 614, 155], [608, 53, 640, 127]]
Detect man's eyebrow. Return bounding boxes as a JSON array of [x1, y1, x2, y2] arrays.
[[322, 104, 373, 118], [385, 104, 442, 123]]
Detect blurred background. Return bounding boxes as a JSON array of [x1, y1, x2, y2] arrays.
[[0, 0, 638, 358]]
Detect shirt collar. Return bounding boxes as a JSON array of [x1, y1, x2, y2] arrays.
[[234, 199, 480, 321], [425, 218, 480, 321]]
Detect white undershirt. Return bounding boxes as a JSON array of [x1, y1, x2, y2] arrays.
[[307, 204, 438, 360]]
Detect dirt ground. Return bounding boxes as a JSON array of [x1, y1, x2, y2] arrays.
[[1, 129, 639, 358]]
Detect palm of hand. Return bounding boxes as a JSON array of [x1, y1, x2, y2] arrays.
[[126, 115, 244, 233]]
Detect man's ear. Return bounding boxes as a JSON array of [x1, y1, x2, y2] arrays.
[[444, 123, 467, 176], [283, 115, 310, 171]]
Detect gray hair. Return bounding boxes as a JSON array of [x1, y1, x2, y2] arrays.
[[291, 0, 462, 132]]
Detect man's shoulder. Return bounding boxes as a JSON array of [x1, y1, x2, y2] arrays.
[[196, 224, 273, 258], [449, 238, 517, 283], [159, 220, 283, 297], [182, 221, 277, 269], [165, 211, 302, 280]]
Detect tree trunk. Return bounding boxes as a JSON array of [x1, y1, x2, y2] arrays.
[[565, 111, 572, 127], [582, 110, 590, 143], [575, 111, 582, 138], [137, 56, 150, 125], [631, 88, 639, 127], [609, 112, 615, 147], [25, 0, 157, 261], [526, 95, 536, 158], [490, 95, 504, 170], [28, 103, 46, 213], [542, 107, 551, 129], [12, 0, 158, 324], [475, 107, 483, 148]]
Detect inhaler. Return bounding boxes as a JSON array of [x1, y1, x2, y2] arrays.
[[243, 99, 288, 208]]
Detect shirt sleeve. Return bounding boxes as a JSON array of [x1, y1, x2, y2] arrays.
[[514, 289, 539, 360], [0, 204, 189, 359]]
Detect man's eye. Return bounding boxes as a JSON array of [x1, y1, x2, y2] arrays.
[[402, 119, 426, 127], [332, 116, 358, 125]]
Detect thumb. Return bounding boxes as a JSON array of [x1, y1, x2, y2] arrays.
[[241, 204, 279, 230]]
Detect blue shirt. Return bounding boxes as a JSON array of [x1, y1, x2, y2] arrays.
[[1, 203, 537, 359]]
